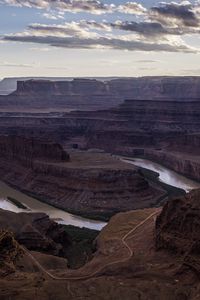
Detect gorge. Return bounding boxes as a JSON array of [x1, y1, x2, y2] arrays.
[[1, 77, 200, 300]]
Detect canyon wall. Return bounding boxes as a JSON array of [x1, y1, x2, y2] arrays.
[[0, 135, 70, 166], [144, 149, 200, 182], [0, 209, 71, 257], [1, 79, 200, 183], [1, 76, 200, 112], [156, 189, 200, 256], [0, 136, 164, 219], [13, 77, 200, 99]]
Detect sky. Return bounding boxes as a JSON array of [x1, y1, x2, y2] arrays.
[[0, 0, 200, 78]]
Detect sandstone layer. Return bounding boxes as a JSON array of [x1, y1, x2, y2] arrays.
[[0, 209, 70, 257], [1, 207, 200, 299], [1, 76, 200, 112], [0, 135, 70, 165], [144, 149, 200, 182], [156, 189, 200, 277], [0, 136, 164, 219]]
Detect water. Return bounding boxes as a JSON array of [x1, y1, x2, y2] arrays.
[[121, 158, 200, 192], [1, 157, 199, 230], [0, 181, 106, 231]]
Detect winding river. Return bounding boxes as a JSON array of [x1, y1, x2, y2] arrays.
[[0, 158, 199, 231], [0, 181, 106, 231], [121, 158, 200, 192]]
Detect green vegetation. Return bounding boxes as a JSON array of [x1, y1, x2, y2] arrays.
[[7, 197, 27, 209], [63, 225, 99, 269]]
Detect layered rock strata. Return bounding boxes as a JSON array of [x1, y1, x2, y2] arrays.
[[0, 209, 70, 256], [0, 136, 164, 218], [0, 135, 70, 166], [156, 189, 200, 272], [1, 76, 200, 112]]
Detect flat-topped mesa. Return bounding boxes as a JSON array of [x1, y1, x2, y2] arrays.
[[13, 78, 109, 96], [108, 76, 200, 99], [0, 135, 70, 165], [11, 76, 200, 99]]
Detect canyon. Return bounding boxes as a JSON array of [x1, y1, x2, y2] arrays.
[[1, 76, 200, 112], [1, 190, 200, 299], [0, 135, 167, 220], [1, 76, 200, 299]]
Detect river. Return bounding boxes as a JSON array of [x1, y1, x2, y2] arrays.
[[121, 157, 200, 192], [0, 181, 106, 231], [0, 158, 199, 231]]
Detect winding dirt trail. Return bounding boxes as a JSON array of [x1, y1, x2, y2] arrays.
[[21, 210, 159, 281]]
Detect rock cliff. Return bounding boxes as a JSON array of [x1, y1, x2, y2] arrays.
[[0, 135, 70, 166], [0, 136, 164, 219], [0, 209, 70, 257], [144, 149, 200, 182], [1, 76, 200, 112], [0, 230, 22, 276], [12, 77, 200, 100], [156, 189, 200, 266]]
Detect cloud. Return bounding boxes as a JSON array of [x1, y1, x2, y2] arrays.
[[110, 19, 200, 37], [2, 0, 148, 15], [117, 2, 147, 15], [2, 0, 115, 15], [27, 22, 99, 38], [0, 61, 37, 68], [3, 27, 197, 53], [135, 60, 160, 63], [29, 46, 50, 51], [150, 1, 200, 27], [42, 12, 64, 20], [111, 21, 172, 37], [1, 1, 200, 54]]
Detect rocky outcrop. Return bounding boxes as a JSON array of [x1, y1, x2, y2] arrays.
[[156, 190, 200, 259], [144, 149, 200, 182], [0, 209, 70, 257], [0, 230, 22, 276], [1, 205, 200, 299], [14, 79, 109, 96], [12, 77, 200, 100], [0, 135, 70, 166], [0, 158, 164, 219], [108, 76, 200, 99], [0, 135, 164, 218], [1, 76, 200, 112]]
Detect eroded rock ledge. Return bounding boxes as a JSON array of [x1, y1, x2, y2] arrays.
[[0, 209, 70, 257], [0, 135, 70, 165], [156, 189, 200, 256], [0, 136, 164, 219]]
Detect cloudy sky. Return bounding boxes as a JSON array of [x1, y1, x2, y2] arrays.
[[0, 0, 200, 78]]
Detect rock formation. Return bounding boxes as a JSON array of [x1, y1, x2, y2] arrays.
[[0, 135, 70, 166], [1, 206, 200, 299], [0, 230, 23, 276], [0, 136, 165, 219], [1, 76, 200, 112], [11, 77, 200, 100], [0, 209, 70, 256], [156, 189, 200, 255]]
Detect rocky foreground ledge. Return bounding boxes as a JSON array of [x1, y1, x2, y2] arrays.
[[1, 190, 200, 299]]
